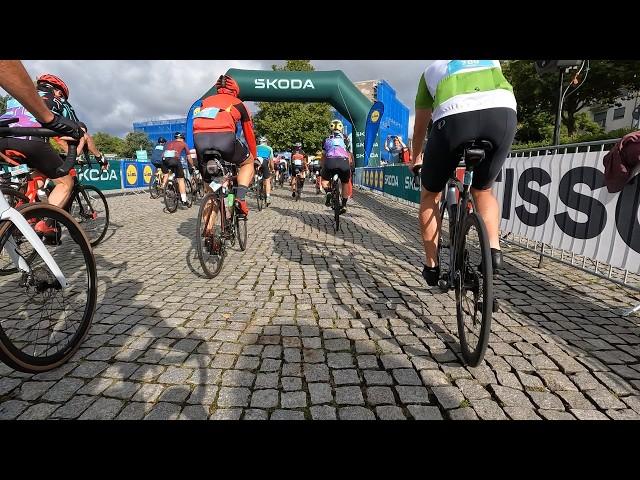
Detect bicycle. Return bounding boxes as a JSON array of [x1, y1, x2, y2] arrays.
[[0, 120, 97, 373], [1, 154, 110, 247], [195, 151, 248, 278], [190, 167, 205, 201], [251, 160, 267, 211], [163, 171, 192, 213], [414, 139, 495, 367]]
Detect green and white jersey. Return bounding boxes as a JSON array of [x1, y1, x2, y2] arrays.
[[415, 60, 516, 122]]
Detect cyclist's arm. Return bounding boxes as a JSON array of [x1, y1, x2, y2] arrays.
[[412, 74, 433, 166], [0, 60, 55, 125], [236, 102, 257, 158]]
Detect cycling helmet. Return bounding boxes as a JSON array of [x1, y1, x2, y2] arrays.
[[174, 132, 185, 140], [329, 119, 344, 133], [37, 73, 70, 99], [215, 74, 240, 97], [157, 137, 167, 144], [293, 142, 302, 150], [78, 121, 88, 132], [258, 136, 268, 144]]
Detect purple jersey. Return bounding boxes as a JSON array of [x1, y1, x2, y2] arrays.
[[323, 134, 349, 158]]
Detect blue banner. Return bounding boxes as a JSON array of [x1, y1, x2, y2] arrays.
[[185, 98, 202, 150], [364, 100, 384, 167], [122, 161, 141, 189], [361, 167, 384, 192]]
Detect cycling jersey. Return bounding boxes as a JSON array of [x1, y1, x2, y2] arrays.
[[151, 143, 166, 165], [192, 92, 257, 158], [415, 60, 516, 122], [163, 140, 189, 160], [323, 134, 350, 159], [292, 152, 305, 166], [257, 144, 274, 161]]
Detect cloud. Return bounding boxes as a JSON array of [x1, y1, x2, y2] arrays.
[[3, 60, 433, 137]]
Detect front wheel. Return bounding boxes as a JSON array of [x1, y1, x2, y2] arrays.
[[70, 185, 109, 247], [455, 211, 493, 367], [236, 212, 248, 251], [149, 172, 161, 199], [0, 203, 97, 373]]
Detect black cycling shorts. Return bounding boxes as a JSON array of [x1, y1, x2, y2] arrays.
[[421, 107, 517, 193], [161, 157, 184, 179], [193, 132, 250, 182], [321, 156, 351, 183], [260, 157, 271, 179], [0, 137, 65, 179]]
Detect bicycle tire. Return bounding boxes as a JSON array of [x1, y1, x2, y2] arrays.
[[236, 211, 248, 251], [455, 211, 493, 367], [71, 184, 110, 247], [0, 203, 97, 373], [196, 193, 224, 278], [333, 181, 341, 231], [164, 181, 178, 213], [149, 173, 161, 199], [184, 178, 194, 207], [256, 180, 263, 211]]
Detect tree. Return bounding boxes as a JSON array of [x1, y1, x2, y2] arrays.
[[253, 60, 333, 153], [92, 132, 125, 156], [503, 60, 640, 142], [120, 131, 152, 158]]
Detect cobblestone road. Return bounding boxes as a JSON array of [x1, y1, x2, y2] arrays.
[[1, 184, 640, 420]]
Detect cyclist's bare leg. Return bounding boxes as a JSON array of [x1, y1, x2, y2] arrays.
[[237, 154, 255, 189], [161, 172, 169, 187], [47, 174, 74, 208], [419, 188, 442, 268], [177, 177, 186, 195], [471, 187, 500, 250]]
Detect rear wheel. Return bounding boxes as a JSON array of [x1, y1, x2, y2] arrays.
[[256, 180, 263, 211], [70, 185, 109, 247], [455, 210, 493, 367], [195, 193, 224, 278], [149, 172, 161, 199], [164, 181, 178, 213]]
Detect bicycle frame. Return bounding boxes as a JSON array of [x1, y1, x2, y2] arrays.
[[441, 164, 474, 288], [0, 193, 68, 288]]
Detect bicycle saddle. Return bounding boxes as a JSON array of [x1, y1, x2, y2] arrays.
[[459, 139, 493, 168]]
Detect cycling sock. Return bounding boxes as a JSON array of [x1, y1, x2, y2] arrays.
[[491, 248, 503, 272], [234, 185, 249, 200], [181, 193, 187, 202], [342, 198, 348, 207]]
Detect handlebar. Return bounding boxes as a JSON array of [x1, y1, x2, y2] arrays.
[[0, 125, 79, 176]]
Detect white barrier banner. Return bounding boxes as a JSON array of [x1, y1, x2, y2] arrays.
[[493, 149, 640, 273]]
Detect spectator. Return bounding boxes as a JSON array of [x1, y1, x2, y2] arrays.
[[385, 135, 408, 164]]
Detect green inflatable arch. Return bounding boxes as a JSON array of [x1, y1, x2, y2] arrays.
[[188, 68, 380, 168]]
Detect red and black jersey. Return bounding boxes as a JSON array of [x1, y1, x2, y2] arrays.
[[192, 93, 257, 158], [164, 140, 189, 158]]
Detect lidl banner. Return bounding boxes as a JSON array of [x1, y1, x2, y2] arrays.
[[361, 167, 384, 192], [141, 164, 155, 187], [122, 161, 140, 189]]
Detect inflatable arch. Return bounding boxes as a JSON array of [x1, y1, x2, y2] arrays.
[[186, 68, 382, 168]]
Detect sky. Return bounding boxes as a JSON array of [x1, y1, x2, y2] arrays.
[[2, 60, 433, 138]]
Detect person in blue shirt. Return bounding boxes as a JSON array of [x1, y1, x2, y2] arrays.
[[256, 136, 274, 206]]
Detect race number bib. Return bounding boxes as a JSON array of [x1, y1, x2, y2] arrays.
[[164, 150, 177, 158], [193, 107, 220, 119], [294, 159, 302, 166]]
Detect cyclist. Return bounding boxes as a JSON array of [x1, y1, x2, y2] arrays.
[[0, 66, 83, 240], [290, 142, 307, 197], [151, 136, 167, 168], [162, 132, 194, 208], [410, 60, 517, 286], [256, 135, 274, 206], [276, 153, 288, 184], [311, 150, 322, 191], [320, 119, 352, 213], [192, 74, 257, 217]]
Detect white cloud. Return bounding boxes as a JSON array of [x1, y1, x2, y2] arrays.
[[3, 60, 434, 137]]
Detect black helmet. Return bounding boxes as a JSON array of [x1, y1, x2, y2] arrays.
[[174, 132, 185, 140], [158, 137, 167, 144]]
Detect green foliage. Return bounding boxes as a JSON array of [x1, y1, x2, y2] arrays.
[[503, 60, 640, 142], [92, 132, 126, 156], [121, 132, 153, 158], [0, 95, 7, 116]]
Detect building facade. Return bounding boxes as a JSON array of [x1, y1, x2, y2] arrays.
[[587, 95, 640, 132]]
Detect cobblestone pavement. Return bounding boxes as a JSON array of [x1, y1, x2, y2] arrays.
[[2, 184, 640, 420]]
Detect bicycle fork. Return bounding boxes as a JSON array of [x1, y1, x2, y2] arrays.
[[0, 206, 68, 288]]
